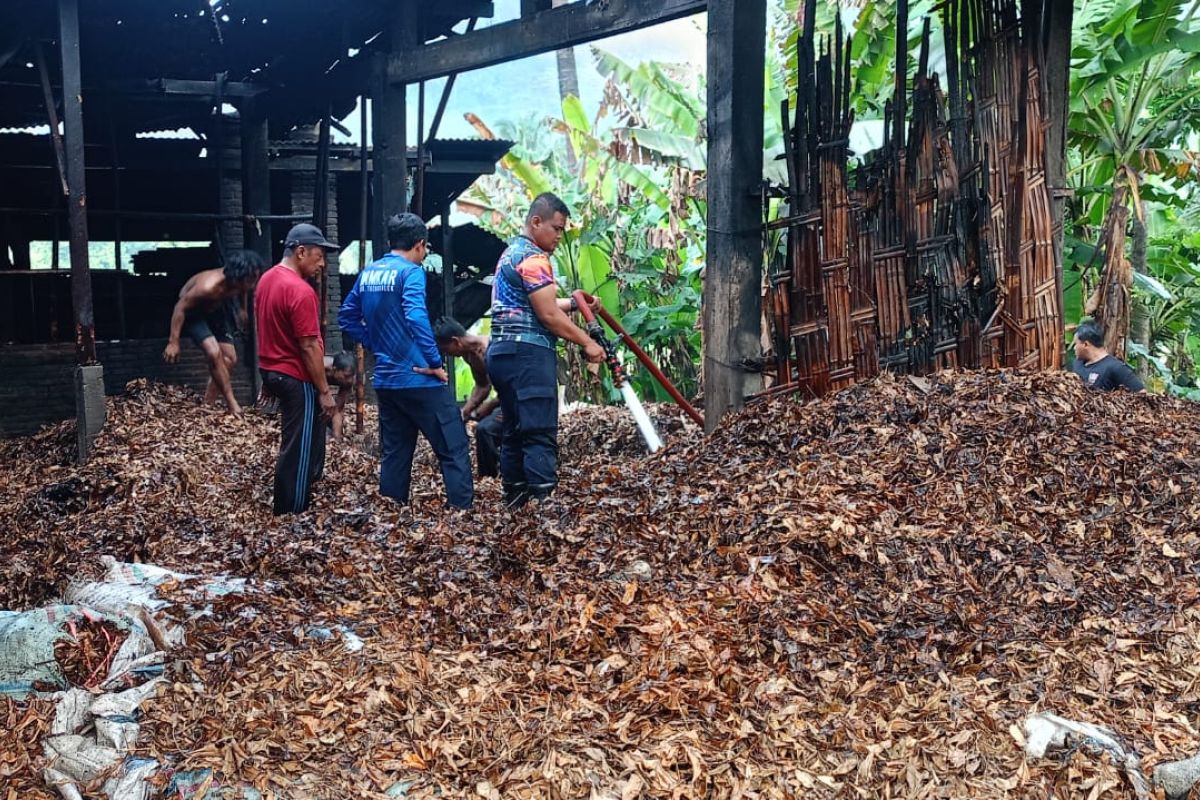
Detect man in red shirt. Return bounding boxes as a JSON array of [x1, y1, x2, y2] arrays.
[[255, 223, 339, 515]]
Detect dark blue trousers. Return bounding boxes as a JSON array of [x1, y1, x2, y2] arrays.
[[485, 342, 558, 489], [377, 386, 474, 509], [474, 407, 503, 478]]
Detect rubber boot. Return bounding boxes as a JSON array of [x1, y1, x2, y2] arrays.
[[527, 482, 557, 502], [502, 481, 529, 509]]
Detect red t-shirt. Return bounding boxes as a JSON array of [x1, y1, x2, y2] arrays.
[[255, 264, 323, 383]]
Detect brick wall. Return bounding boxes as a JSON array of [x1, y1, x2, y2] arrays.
[[219, 117, 245, 252], [0, 338, 255, 437]]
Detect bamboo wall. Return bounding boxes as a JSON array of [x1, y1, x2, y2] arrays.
[[765, 0, 1063, 396]]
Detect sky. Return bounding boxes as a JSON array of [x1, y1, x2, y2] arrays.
[[333, 0, 708, 144]]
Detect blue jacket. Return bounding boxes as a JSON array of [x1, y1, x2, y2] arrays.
[[338, 253, 444, 390]]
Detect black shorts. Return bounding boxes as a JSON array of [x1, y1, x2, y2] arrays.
[[183, 300, 239, 346]]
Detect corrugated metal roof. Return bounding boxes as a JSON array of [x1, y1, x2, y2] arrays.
[[135, 128, 202, 140]]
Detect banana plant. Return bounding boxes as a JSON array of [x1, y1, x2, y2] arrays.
[[1068, 0, 1200, 371]]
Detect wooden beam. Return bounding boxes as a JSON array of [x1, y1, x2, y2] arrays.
[[389, 0, 707, 84], [59, 0, 95, 365], [427, 17, 479, 143], [33, 42, 68, 197], [702, 0, 765, 431], [106, 78, 269, 99]]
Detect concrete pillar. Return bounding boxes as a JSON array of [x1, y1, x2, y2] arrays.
[[74, 364, 105, 462]]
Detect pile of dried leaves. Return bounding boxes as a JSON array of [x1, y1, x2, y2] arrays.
[[2, 371, 1199, 799], [1, 698, 57, 800]]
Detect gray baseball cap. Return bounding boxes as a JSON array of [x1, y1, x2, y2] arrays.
[[283, 223, 339, 250]]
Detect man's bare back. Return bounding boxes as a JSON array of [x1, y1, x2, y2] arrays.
[[163, 251, 266, 414]]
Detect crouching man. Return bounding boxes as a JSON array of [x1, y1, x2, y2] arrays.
[[163, 249, 266, 414], [433, 317, 502, 478]]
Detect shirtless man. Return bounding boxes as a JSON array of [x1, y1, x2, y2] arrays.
[[433, 317, 502, 478], [163, 250, 266, 414]]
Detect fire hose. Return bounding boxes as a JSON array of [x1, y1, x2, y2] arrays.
[[571, 291, 705, 452]]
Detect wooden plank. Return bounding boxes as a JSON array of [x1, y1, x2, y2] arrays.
[[389, 0, 707, 84], [703, 0, 765, 430]]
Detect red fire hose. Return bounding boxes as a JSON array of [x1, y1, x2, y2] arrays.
[[571, 290, 705, 428]]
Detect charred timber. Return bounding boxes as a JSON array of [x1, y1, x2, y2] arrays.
[[763, 0, 1065, 398]]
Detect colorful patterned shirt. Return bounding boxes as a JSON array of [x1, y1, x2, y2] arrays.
[[490, 235, 558, 346]]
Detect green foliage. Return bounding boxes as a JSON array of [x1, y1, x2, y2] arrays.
[[461, 0, 958, 407], [465, 47, 706, 404], [1066, 0, 1200, 393], [463, 0, 1200, 407]]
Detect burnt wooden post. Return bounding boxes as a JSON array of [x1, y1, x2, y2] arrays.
[[59, 0, 104, 460], [212, 73, 228, 258], [1040, 0, 1073, 308], [58, 4, 92, 341], [414, 81, 427, 217], [313, 108, 332, 330], [442, 208, 456, 397], [240, 99, 271, 401], [372, 0, 419, 255], [703, 0, 765, 431], [107, 93, 127, 339], [356, 94, 370, 434]]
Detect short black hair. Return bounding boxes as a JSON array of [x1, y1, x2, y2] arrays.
[[223, 249, 266, 283], [433, 317, 468, 343], [387, 212, 428, 251], [526, 192, 570, 224], [1075, 320, 1105, 347], [331, 351, 356, 373]]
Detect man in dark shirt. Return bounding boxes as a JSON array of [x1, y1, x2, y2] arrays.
[[1070, 320, 1145, 392]]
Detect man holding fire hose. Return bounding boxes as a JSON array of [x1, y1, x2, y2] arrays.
[[487, 192, 605, 507]]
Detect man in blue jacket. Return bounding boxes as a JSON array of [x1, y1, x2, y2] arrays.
[[339, 213, 473, 509]]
